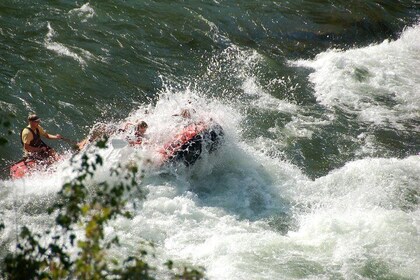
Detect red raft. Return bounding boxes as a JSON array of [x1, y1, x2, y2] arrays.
[[9, 121, 224, 178], [9, 159, 38, 179], [159, 121, 224, 166], [9, 157, 60, 180]]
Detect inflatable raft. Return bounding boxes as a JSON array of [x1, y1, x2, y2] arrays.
[[159, 121, 224, 166], [9, 157, 59, 180], [9, 121, 224, 179], [10, 159, 40, 179]]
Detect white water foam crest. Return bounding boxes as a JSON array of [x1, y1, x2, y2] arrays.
[[292, 24, 420, 129], [100, 136, 307, 279], [241, 75, 299, 114], [205, 44, 317, 160], [142, 84, 241, 150], [68, 3, 96, 22], [205, 45, 324, 157], [103, 152, 420, 279], [206, 45, 299, 114], [44, 22, 87, 66], [286, 156, 420, 279]]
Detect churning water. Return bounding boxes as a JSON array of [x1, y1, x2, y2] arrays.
[[1, 1, 419, 279]]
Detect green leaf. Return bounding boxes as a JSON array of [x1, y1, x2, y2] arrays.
[[0, 137, 8, 146]]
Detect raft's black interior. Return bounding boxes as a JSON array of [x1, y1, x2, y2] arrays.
[[168, 123, 224, 166]]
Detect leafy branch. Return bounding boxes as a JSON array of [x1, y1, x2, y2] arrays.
[[2, 140, 206, 279]]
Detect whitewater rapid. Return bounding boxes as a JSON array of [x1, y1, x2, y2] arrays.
[[1, 24, 419, 280]]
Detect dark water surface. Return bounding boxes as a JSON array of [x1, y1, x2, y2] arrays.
[[1, 1, 419, 279]]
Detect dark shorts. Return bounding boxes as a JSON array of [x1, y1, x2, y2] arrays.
[[26, 144, 53, 162]]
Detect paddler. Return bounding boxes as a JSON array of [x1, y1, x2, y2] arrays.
[[21, 114, 63, 162], [122, 120, 148, 145], [76, 122, 119, 150]]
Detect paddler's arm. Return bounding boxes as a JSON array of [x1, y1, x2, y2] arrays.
[[39, 126, 63, 140], [118, 122, 134, 132], [45, 133, 63, 140], [128, 139, 142, 146]]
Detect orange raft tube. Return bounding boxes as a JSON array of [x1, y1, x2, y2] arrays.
[[159, 121, 224, 166], [9, 159, 38, 179], [10, 156, 60, 180]]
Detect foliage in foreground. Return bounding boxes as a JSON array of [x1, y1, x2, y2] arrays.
[[1, 140, 205, 280], [0, 111, 14, 147]]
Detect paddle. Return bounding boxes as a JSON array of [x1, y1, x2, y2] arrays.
[[61, 137, 80, 150], [111, 138, 129, 149]]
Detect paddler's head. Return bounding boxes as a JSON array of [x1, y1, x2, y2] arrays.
[[180, 109, 191, 118], [28, 114, 41, 128], [135, 121, 148, 136]]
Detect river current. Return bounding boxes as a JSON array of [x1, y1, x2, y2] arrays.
[[1, 1, 419, 279]]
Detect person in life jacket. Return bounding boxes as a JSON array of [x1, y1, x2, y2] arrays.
[[21, 114, 63, 162], [122, 120, 148, 146], [173, 108, 194, 119], [76, 122, 118, 150]]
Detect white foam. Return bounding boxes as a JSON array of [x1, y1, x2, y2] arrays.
[[101, 154, 420, 280], [69, 3, 96, 22], [292, 24, 420, 129], [1, 81, 419, 279], [206, 46, 299, 116], [44, 23, 87, 66], [286, 156, 420, 279]]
